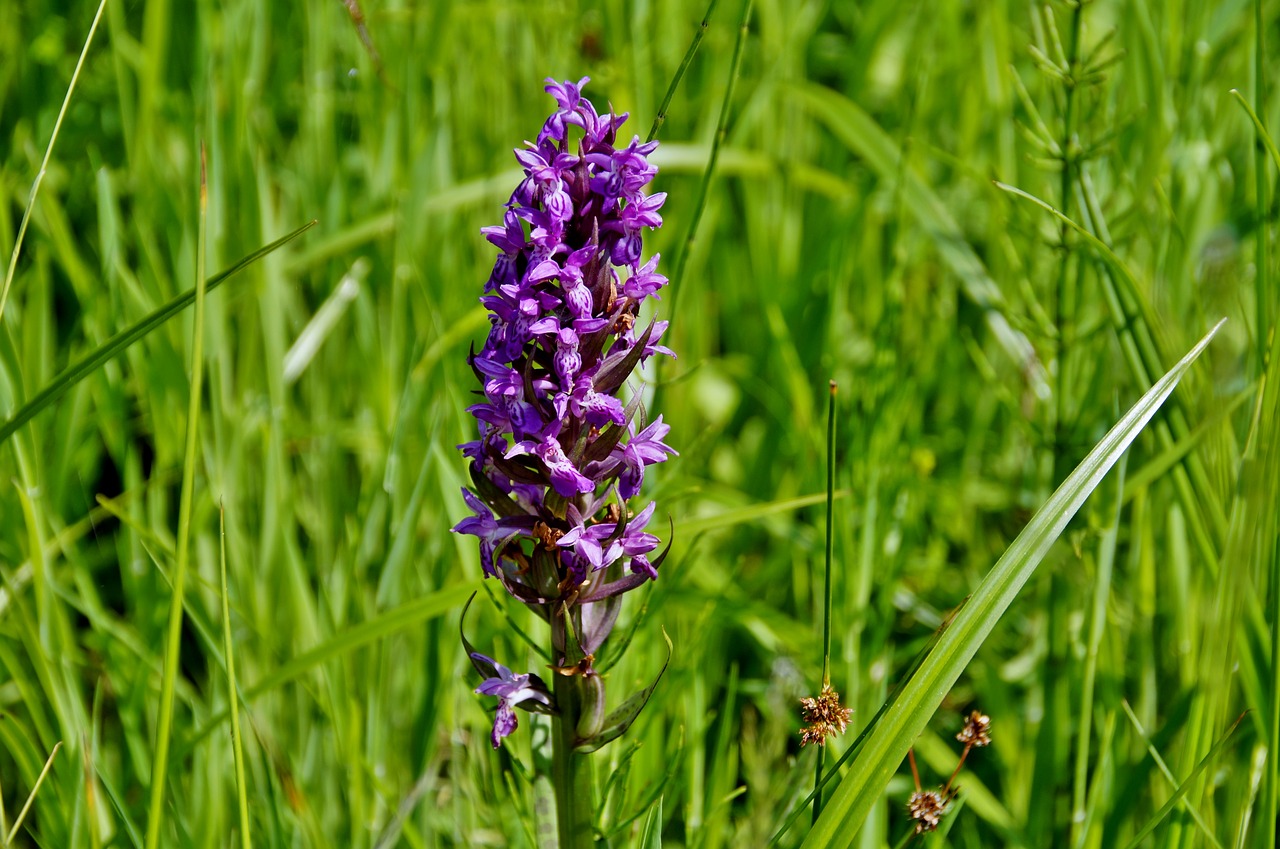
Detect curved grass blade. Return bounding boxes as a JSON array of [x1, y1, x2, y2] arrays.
[[799, 320, 1225, 849], [0, 219, 317, 449]]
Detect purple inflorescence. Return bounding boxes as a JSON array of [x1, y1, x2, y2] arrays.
[[456, 78, 676, 748]]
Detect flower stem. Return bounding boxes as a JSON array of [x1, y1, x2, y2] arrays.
[[552, 674, 597, 848], [811, 380, 838, 824]]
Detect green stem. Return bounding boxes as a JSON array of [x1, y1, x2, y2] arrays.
[[552, 675, 597, 848], [646, 0, 720, 144], [812, 380, 838, 824], [144, 143, 209, 849], [1255, 0, 1271, 376], [1053, 0, 1084, 484]]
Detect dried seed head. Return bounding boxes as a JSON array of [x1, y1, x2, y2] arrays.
[[798, 684, 853, 747], [956, 710, 992, 748], [907, 789, 950, 834]]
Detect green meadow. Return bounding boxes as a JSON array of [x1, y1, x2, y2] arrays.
[[2, 0, 1279, 846]]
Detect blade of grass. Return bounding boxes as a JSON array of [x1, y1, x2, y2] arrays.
[[1120, 708, 1245, 849], [1250, 0, 1271, 370], [0, 220, 317, 448], [219, 503, 253, 849], [666, 0, 753, 319], [1070, 451, 1125, 849], [1118, 700, 1222, 849], [144, 143, 211, 849], [646, 0, 719, 143], [5, 741, 62, 845], [798, 320, 1224, 849], [0, 0, 107, 326]]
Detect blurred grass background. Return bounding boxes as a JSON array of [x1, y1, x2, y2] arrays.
[[1, 0, 1278, 846]]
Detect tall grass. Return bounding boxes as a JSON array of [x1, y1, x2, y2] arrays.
[[1, 1, 1278, 847]]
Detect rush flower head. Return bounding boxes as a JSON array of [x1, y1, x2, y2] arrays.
[[798, 683, 853, 747], [456, 77, 676, 751], [907, 788, 952, 834], [956, 709, 992, 748]]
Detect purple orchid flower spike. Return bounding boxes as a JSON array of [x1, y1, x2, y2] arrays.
[[455, 78, 676, 767]]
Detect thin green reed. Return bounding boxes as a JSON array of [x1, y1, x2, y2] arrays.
[[144, 144, 210, 849], [1051, 0, 1085, 483], [219, 503, 253, 849], [811, 380, 838, 824], [646, 0, 720, 144], [1255, 0, 1271, 374], [0, 0, 107, 327], [666, 0, 754, 324]]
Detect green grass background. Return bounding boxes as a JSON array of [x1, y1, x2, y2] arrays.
[[1, 0, 1278, 846]]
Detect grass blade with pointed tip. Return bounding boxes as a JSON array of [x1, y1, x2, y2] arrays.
[[798, 319, 1225, 849], [0, 219, 317, 449]]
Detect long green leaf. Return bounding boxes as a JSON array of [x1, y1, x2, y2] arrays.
[[0, 219, 317, 448], [799, 320, 1224, 848]]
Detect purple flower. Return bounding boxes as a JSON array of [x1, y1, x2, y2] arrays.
[[457, 78, 678, 749], [608, 416, 678, 499], [554, 375, 626, 428], [623, 254, 667, 300], [505, 432, 595, 497], [471, 653, 554, 748], [451, 489, 538, 577]]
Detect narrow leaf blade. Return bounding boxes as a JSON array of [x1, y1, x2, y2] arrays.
[[799, 320, 1224, 849]]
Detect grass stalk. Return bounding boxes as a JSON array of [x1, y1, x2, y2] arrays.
[[1052, 0, 1084, 482], [811, 380, 837, 824], [1070, 453, 1125, 848], [219, 503, 253, 849], [666, 0, 753, 318], [1254, 0, 1271, 374], [646, 0, 720, 144], [5, 741, 62, 845], [0, 0, 107, 326], [143, 143, 210, 849]]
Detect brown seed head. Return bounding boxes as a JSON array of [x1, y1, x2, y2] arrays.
[[956, 710, 992, 748], [798, 684, 852, 747], [907, 789, 950, 834]]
